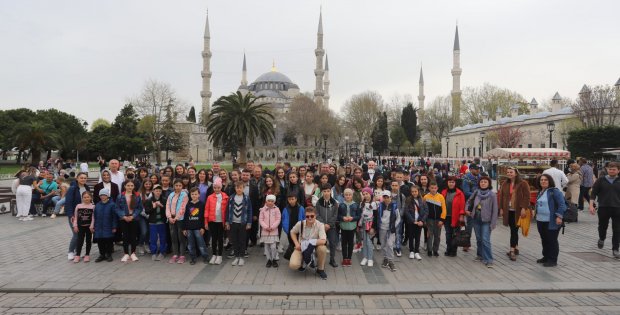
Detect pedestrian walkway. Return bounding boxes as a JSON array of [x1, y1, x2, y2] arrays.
[[0, 204, 618, 296]]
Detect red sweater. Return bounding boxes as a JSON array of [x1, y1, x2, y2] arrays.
[[441, 188, 466, 227], [204, 192, 229, 225]]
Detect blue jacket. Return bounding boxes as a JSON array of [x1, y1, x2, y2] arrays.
[[282, 204, 305, 234], [375, 201, 399, 233], [64, 181, 90, 218], [404, 196, 429, 224], [337, 202, 361, 230], [115, 192, 143, 220], [538, 187, 567, 230], [93, 200, 118, 239], [226, 194, 253, 225], [461, 173, 480, 200]]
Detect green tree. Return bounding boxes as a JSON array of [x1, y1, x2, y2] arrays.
[[0, 109, 36, 162], [91, 118, 111, 130], [371, 112, 389, 156], [282, 128, 298, 146], [109, 104, 148, 160], [13, 120, 56, 163], [401, 103, 418, 144], [36, 109, 87, 159], [390, 126, 407, 155], [567, 126, 620, 159], [206, 91, 274, 166], [187, 106, 197, 123]]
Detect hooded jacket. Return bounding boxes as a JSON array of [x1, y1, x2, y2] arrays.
[[315, 196, 338, 226]]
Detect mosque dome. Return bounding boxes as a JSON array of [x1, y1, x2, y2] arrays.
[[248, 66, 299, 93], [254, 71, 294, 84]]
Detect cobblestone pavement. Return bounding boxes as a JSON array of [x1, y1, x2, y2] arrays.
[[0, 292, 619, 314], [0, 197, 618, 295]]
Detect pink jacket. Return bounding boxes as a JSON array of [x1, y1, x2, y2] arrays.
[[259, 205, 281, 236]]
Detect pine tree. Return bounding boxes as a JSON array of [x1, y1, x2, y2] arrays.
[[401, 103, 418, 144], [187, 106, 196, 123], [372, 112, 389, 156]]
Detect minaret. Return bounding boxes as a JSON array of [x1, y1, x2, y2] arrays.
[[451, 24, 462, 125], [313, 9, 325, 106], [238, 53, 249, 95], [418, 65, 425, 114], [323, 54, 330, 107], [200, 12, 212, 123]]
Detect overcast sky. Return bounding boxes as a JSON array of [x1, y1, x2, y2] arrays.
[[1, 0, 619, 125]]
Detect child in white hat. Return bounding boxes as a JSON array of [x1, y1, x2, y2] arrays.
[[259, 194, 281, 268]]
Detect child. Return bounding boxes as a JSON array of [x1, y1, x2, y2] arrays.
[[259, 194, 281, 268], [166, 179, 188, 264], [205, 178, 228, 265], [116, 180, 144, 263], [423, 182, 447, 257], [226, 182, 253, 266], [338, 189, 360, 267], [376, 190, 399, 272], [144, 185, 168, 261], [404, 186, 428, 260], [73, 191, 95, 263], [93, 188, 118, 262], [282, 193, 305, 257], [359, 187, 378, 267], [183, 187, 209, 265]]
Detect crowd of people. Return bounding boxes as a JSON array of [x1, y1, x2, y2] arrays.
[[10, 156, 620, 280]]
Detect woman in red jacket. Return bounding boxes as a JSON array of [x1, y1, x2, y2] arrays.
[[441, 176, 466, 257], [204, 178, 229, 265]]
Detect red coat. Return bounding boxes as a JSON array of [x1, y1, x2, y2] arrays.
[[441, 188, 466, 227], [204, 192, 229, 225]]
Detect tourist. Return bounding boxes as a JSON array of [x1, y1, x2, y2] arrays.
[[315, 183, 339, 267], [93, 170, 120, 205], [535, 174, 566, 267], [285, 172, 305, 211], [72, 191, 95, 263], [196, 169, 210, 203], [332, 175, 347, 204], [259, 194, 281, 268], [302, 171, 318, 207], [460, 164, 480, 252], [15, 168, 36, 221], [226, 182, 253, 266], [542, 160, 569, 191], [150, 174, 160, 187], [187, 167, 197, 188], [359, 187, 378, 266], [566, 162, 582, 209], [36, 170, 57, 216], [579, 158, 594, 211], [116, 180, 143, 263], [240, 169, 260, 247], [590, 161, 620, 258], [180, 174, 191, 190], [205, 178, 228, 265], [498, 167, 531, 261], [93, 188, 117, 262], [166, 179, 189, 264], [174, 164, 185, 179], [140, 179, 153, 201], [338, 188, 360, 266], [441, 177, 466, 257], [289, 206, 328, 279], [106, 159, 125, 189], [377, 190, 398, 271], [389, 180, 406, 257], [468, 176, 498, 268], [183, 187, 209, 265], [160, 175, 173, 199], [51, 177, 69, 219], [144, 185, 167, 261], [282, 193, 305, 259], [404, 185, 427, 260], [423, 182, 446, 257], [65, 172, 90, 260]]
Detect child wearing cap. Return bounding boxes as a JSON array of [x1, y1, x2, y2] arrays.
[[259, 194, 281, 268], [93, 188, 118, 262], [144, 184, 168, 261], [376, 190, 399, 272]]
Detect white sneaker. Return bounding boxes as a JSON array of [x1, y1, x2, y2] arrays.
[[215, 256, 222, 265], [231, 258, 239, 266], [415, 253, 422, 260], [238, 258, 245, 266], [50, 214, 56, 219], [409, 252, 415, 259], [326, 249, 330, 254], [137, 247, 145, 256], [336, 244, 342, 252], [121, 254, 130, 262], [68, 252, 75, 260], [277, 245, 284, 253], [130, 253, 139, 262], [23, 216, 34, 221], [374, 244, 381, 250], [209, 256, 216, 265], [360, 258, 368, 266], [17, 217, 24, 221], [27, 214, 33, 218], [59, 208, 65, 215], [41, 213, 47, 217], [367, 260, 374, 267], [152, 254, 157, 261]]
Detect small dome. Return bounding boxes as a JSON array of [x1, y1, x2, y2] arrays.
[[254, 71, 294, 84]]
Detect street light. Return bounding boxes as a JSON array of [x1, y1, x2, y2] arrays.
[[456, 142, 459, 158], [273, 123, 279, 162], [446, 136, 450, 158], [478, 140, 482, 157], [479, 131, 486, 157], [547, 122, 555, 148], [196, 145, 199, 164], [322, 134, 328, 162]]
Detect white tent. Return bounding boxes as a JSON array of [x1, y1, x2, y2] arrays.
[[485, 148, 571, 160]]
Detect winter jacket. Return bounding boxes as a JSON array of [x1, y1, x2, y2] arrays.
[[64, 181, 90, 218], [144, 195, 168, 224], [166, 190, 188, 221], [226, 193, 253, 225], [93, 200, 118, 239], [315, 197, 338, 226], [282, 204, 305, 234], [93, 181, 119, 204], [423, 193, 447, 222], [591, 176, 620, 208], [337, 201, 361, 231], [205, 192, 229, 224], [441, 188, 466, 228], [404, 196, 428, 225], [115, 192, 143, 220], [375, 201, 399, 233], [537, 187, 567, 231], [467, 189, 499, 229], [259, 205, 281, 236], [499, 179, 531, 227], [461, 173, 480, 200]]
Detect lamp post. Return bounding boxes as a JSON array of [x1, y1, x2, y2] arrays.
[[478, 140, 482, 157], [547, 122, 555, 148], [479, 131, 486, 157], [322, 134, 328, 161], [196, 145, 199, 164], [273, 123, 279, 162], [446, 136, 450, 158], [455, 142, 459, 158]]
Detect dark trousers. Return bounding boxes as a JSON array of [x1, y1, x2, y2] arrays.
[[76, 226, 92, 256], [209, 222, 225, 256], [407, 222, 422, 253], [30, 191, 41, 215], [578, 185, 591, 210], [508, 211, 519, 248], [598, 207, 620, 251], [537, 221, 560, 263], [341, 229, 355, 260], [444, 217, 457, 255], [248, 219, 258, 246], [327, 227, 338, 262], [231, 222, 247, 258], [120, 220, 138, 255], [97, 238, 114, 258]]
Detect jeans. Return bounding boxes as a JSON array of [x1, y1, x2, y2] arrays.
[[464, 216, 474, 246], [149, 223, 168, 254], [67, 217, 77, 254], [537, 221, 560, 263], [231, 223, 247, 258], [136, 216, 148, 246], [472, 213, 493, 263], [30, 191, 40, 215], [169, 222, 186, 256], [444, 217, 456, 255], [508, 211, 519, 248], [326, 227, 338, 262], [379, 228, 395, 261], [394, 220, 403, 251], [341, 229, 355, 260], [361, 230, 374, 260], [75, 226, 92, 256], [598, 207, 620, 251], [42, 195, 55, 213], [578, 185, 591, 210], [406, 222, 422, 253], [426, 219, 442, 253], [187, 229, 209, 259], [52, 196, 65, 214]]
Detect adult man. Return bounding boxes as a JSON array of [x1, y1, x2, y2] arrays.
[[363, 160, 378, 183], [102, 159, 125, 188], [389, 180, 407, 256], [314, 163, 336, 187], [36, 171, 58, 216], [244, 160, 255, 173], [590, 162, 620, 258], [315, 184, 339, 267], [289, 206, 328, 280], [241, 169, 260, 247], [212, 163, 221, 181], [251, 166, 264, 191], [543, 160, 569, 192], [579, 158, 594, 211]]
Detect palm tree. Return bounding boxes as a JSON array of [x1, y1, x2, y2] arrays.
[[206, 91, 274, 166], [13, 121, 57, 163]]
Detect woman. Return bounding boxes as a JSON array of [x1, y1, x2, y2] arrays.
[[140, 180, 153, 201], [93, 169, 120, 204], [416, 174, 431, 196], [260, 175, 281, 209], [116, 180, 144, 262], [65, 172, 90, 260], [174, 164, 185, 179], [206, 169, 214, 184], [149, 174, 160, 187], [302, 171, 318, 207], [498, 167, 531, 261], [344, 164, 353, 179], [332, 175, 347, 204], [467, 176, 498, 267], [566, 163, 582, 210], [441, 177, 466, 257], [535, 174, 566, 267], [187, 167, 197, 188], [137, 167, 149, 186], [15, 168, 36, 221], [196, 169, 211, 203], [275, 167, 287, 192], [285, 172, 305, 207], [163, 166, 174, 178]]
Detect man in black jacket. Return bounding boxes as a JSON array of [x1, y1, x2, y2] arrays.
[[241, 169, 261, 248], [590, 161, 620, 258]]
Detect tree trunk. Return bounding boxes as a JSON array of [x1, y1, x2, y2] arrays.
[[30, 149, 40, 164], [237, 144, 248, 169]]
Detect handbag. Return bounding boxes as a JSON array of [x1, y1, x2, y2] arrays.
[[452, 225, 471, 248]]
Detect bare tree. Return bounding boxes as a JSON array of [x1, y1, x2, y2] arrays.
[[341, 91, 383, 142], [461, 83, 527, 124], [385, 93, 412, 130], [286, 94, 341, 146], [488, 125, 524, 148], [420, 95, 455, 141], [571, 84, 620, 128]]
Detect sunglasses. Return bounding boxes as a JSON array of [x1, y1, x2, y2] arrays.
[[306, 215, 315, 219]]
